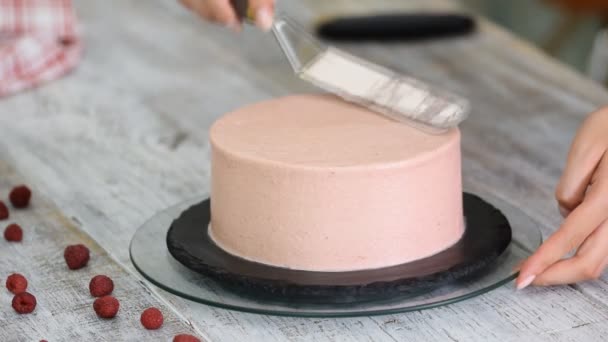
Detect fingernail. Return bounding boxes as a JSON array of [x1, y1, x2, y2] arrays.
[[255, 7, 274, 32], [516, 275, 536, 290]]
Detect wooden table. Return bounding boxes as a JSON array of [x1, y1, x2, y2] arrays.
[[1, 0, 608, 340]]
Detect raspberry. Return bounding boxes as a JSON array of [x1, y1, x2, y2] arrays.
[[4, 223, 23, 242], [93, 295, 119, 318], [64, 244, 90, 270], [173, 335, 201, 342], [140, 307, 164, 330], [89, 275, 114, 297], [6, 273, 28, 294], [12, 292, 36, 314], [0, 201, 8, 220], [9, 185, 32, 208]]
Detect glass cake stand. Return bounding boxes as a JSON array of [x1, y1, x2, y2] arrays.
[[130, 191, 542, 317]]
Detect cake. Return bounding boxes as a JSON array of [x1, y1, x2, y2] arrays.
[[208, 94, 464, 272]]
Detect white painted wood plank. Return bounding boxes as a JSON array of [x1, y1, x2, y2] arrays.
[[0, 162, 199, 341]]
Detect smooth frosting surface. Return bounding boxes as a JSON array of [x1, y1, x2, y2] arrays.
[[209, 94, 464, 271], [211, 95, 459, 167]]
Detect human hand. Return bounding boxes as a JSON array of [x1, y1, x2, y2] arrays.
[[517, 107, 608, 289], [179, 0, 275, 31]]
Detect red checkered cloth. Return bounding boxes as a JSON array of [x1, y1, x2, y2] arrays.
[[0, 0, 82, 96]]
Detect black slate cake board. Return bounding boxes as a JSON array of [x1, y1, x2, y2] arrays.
[[166, 193, 512, 304]]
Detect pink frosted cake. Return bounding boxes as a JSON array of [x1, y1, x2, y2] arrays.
[[209, 94, 464, 272]]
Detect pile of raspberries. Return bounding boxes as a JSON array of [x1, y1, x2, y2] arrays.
[[3, 184, 200, 341]]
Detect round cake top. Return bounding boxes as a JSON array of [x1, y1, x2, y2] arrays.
[[210, 94, 460, 168]]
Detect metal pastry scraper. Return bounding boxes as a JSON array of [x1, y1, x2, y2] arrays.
[[230, 1, 470, 134]]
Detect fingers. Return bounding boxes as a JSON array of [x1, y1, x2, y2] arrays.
[[533, 219, 608, 286], [518, 155, 608, 289], [211, 0, 241, 29], [180, 0, 240, 30], [179, 0, 275, 31], [556, 147, 602, 214], [556, 108, 608, 214], [248, 0, 275, 31], [555, 136, 601, 214], [558, 204, 571, 218], [517, 200, 601, 288]]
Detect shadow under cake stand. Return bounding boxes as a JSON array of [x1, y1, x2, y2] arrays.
[[130, 191, 541, 317]]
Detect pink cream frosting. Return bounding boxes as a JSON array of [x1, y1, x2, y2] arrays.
[[209, 94, 464, 271]]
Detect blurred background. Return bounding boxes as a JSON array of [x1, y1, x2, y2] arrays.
[[462, 0, 607, 83]]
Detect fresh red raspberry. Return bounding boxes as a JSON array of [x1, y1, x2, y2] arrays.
[[6, 273, 28, 294], [9, 185, 32, 208], [89, 275, 114, 297], [64, 244, 90, 270], [93, 295, 119, 318], [4, 223, 23, 242], [0, 201, 8, 220], [12, 292, 37, 314], [173, 335, 201, 342], [140, 307, 164, 330]]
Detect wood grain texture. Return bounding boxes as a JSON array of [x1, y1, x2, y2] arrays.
[[0, 0, 608, 341], [0, 162, 199, 341]]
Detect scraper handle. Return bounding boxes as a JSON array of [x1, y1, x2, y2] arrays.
[[230, 0, 251, 21], [316, 13, 476, 42]]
